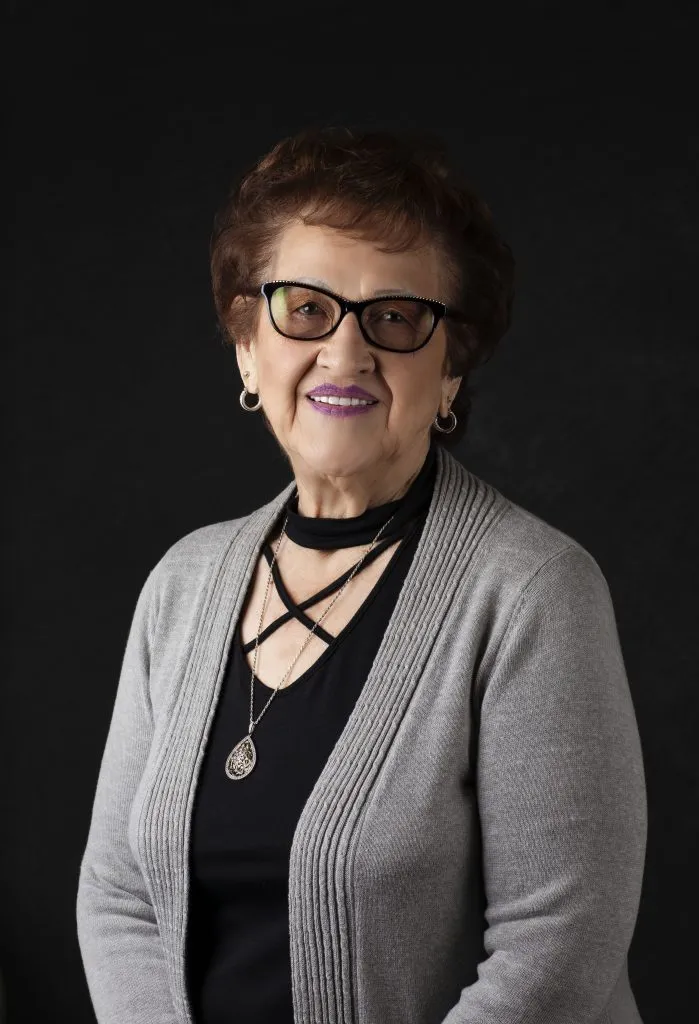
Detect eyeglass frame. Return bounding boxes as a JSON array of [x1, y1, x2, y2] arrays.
[[244, 279, 468, 354]]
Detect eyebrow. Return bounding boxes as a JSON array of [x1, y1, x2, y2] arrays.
[[294, 276, 415, 297]]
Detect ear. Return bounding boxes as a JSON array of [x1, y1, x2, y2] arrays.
[[228, 291, 263, 390], [235, 338, 257, 387], [440, 374, 462, 418]]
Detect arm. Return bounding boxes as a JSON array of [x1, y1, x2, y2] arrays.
[[76, 562, 180, 1024], [443, 545, 647, 1024]]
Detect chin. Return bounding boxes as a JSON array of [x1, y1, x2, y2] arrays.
[[297, 437, 381, 478]]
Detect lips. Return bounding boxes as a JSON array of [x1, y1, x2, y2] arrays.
[[308, 395, 377, 407], [306, 383, 378, 401], [306, 394, 378, 416]]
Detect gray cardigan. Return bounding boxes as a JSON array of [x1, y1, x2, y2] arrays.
[[76, 445, 647, 1024]]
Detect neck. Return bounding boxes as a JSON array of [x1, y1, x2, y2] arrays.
[[291, 440, 433, 519], [279, 441, 438, 552]]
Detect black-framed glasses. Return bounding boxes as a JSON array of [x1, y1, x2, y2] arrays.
[[254, 280, 467, 354]]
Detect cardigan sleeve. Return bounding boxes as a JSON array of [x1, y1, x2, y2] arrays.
[[442, 544, 647, 1024], [76, 562, 180, 1024]]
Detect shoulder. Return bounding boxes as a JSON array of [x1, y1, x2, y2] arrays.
[[439, 468, 625, 710], [458, 472, 618, 686], [135, 473, 295, 626], [450, 460, 614, 634], [157, 516, 250, 574], [129, 514, 253, 630], [440, 446, 602, 580], [489, 488, 606, 588], [490, 495, 615, 644]]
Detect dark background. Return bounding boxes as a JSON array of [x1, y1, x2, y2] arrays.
[[5, 1, 697, 1021]]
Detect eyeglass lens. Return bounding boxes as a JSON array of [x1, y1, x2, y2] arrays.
[[269, 285, 435, 351]]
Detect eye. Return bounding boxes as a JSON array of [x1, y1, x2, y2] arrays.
[[367, 307, 406, 323]]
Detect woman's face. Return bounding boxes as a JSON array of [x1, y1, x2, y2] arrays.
[[235, 220, 461, 482]]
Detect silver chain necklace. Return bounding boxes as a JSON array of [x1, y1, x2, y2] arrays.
[[224, 507, 399, 780]]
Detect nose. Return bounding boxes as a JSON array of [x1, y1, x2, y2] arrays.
[[317, 311, 376, 372]]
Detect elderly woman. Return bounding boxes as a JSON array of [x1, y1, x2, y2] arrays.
[[76, 126, 647, 1024]]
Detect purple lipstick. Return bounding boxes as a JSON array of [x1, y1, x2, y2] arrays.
[[306, 383, 380, 418]]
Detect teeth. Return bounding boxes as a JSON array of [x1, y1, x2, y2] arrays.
[[310, 395, 375, 406]]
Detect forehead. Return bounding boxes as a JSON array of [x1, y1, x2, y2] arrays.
[[268, 220, 444, 299]]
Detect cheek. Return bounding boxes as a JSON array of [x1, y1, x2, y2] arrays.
[[257, 340, 315, 416], [257, 337, 304, 389], [387, 358, 442, 412]]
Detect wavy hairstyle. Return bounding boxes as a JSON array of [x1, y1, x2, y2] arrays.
[[210, 125, 515, 448]]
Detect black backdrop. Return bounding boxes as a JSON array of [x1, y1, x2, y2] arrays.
[[5, 2, 697, 1022]]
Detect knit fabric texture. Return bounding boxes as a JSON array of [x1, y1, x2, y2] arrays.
[[76, 445, 647, 1024]]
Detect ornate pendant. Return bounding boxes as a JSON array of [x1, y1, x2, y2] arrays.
[[225, 734, 257, 780]]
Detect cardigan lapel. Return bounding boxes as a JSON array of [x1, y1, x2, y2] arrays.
[[286, 446, 503, 1023], [138, 476, 296, 1021]]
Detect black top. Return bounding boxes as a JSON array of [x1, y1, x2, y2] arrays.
[[185, 443, 438, 1024]]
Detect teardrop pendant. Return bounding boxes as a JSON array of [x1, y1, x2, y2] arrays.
[[225, 734, 257, 780]]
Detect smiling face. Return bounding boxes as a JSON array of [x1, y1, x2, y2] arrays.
[[234, 220, 462, 495]]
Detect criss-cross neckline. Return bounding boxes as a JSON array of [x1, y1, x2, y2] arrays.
[[237, 518, 421, 694]]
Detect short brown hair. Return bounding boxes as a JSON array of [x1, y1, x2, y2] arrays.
[[210, 124, 515, 447]]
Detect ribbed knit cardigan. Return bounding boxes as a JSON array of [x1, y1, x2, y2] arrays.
[[76, 445, 647, 1024]]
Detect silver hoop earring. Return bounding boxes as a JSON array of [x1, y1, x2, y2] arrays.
[[240, 387, 262, 412], [433, 409, 457, 434]]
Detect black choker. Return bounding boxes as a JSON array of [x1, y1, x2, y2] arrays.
[[281, 444, 438, 550]]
